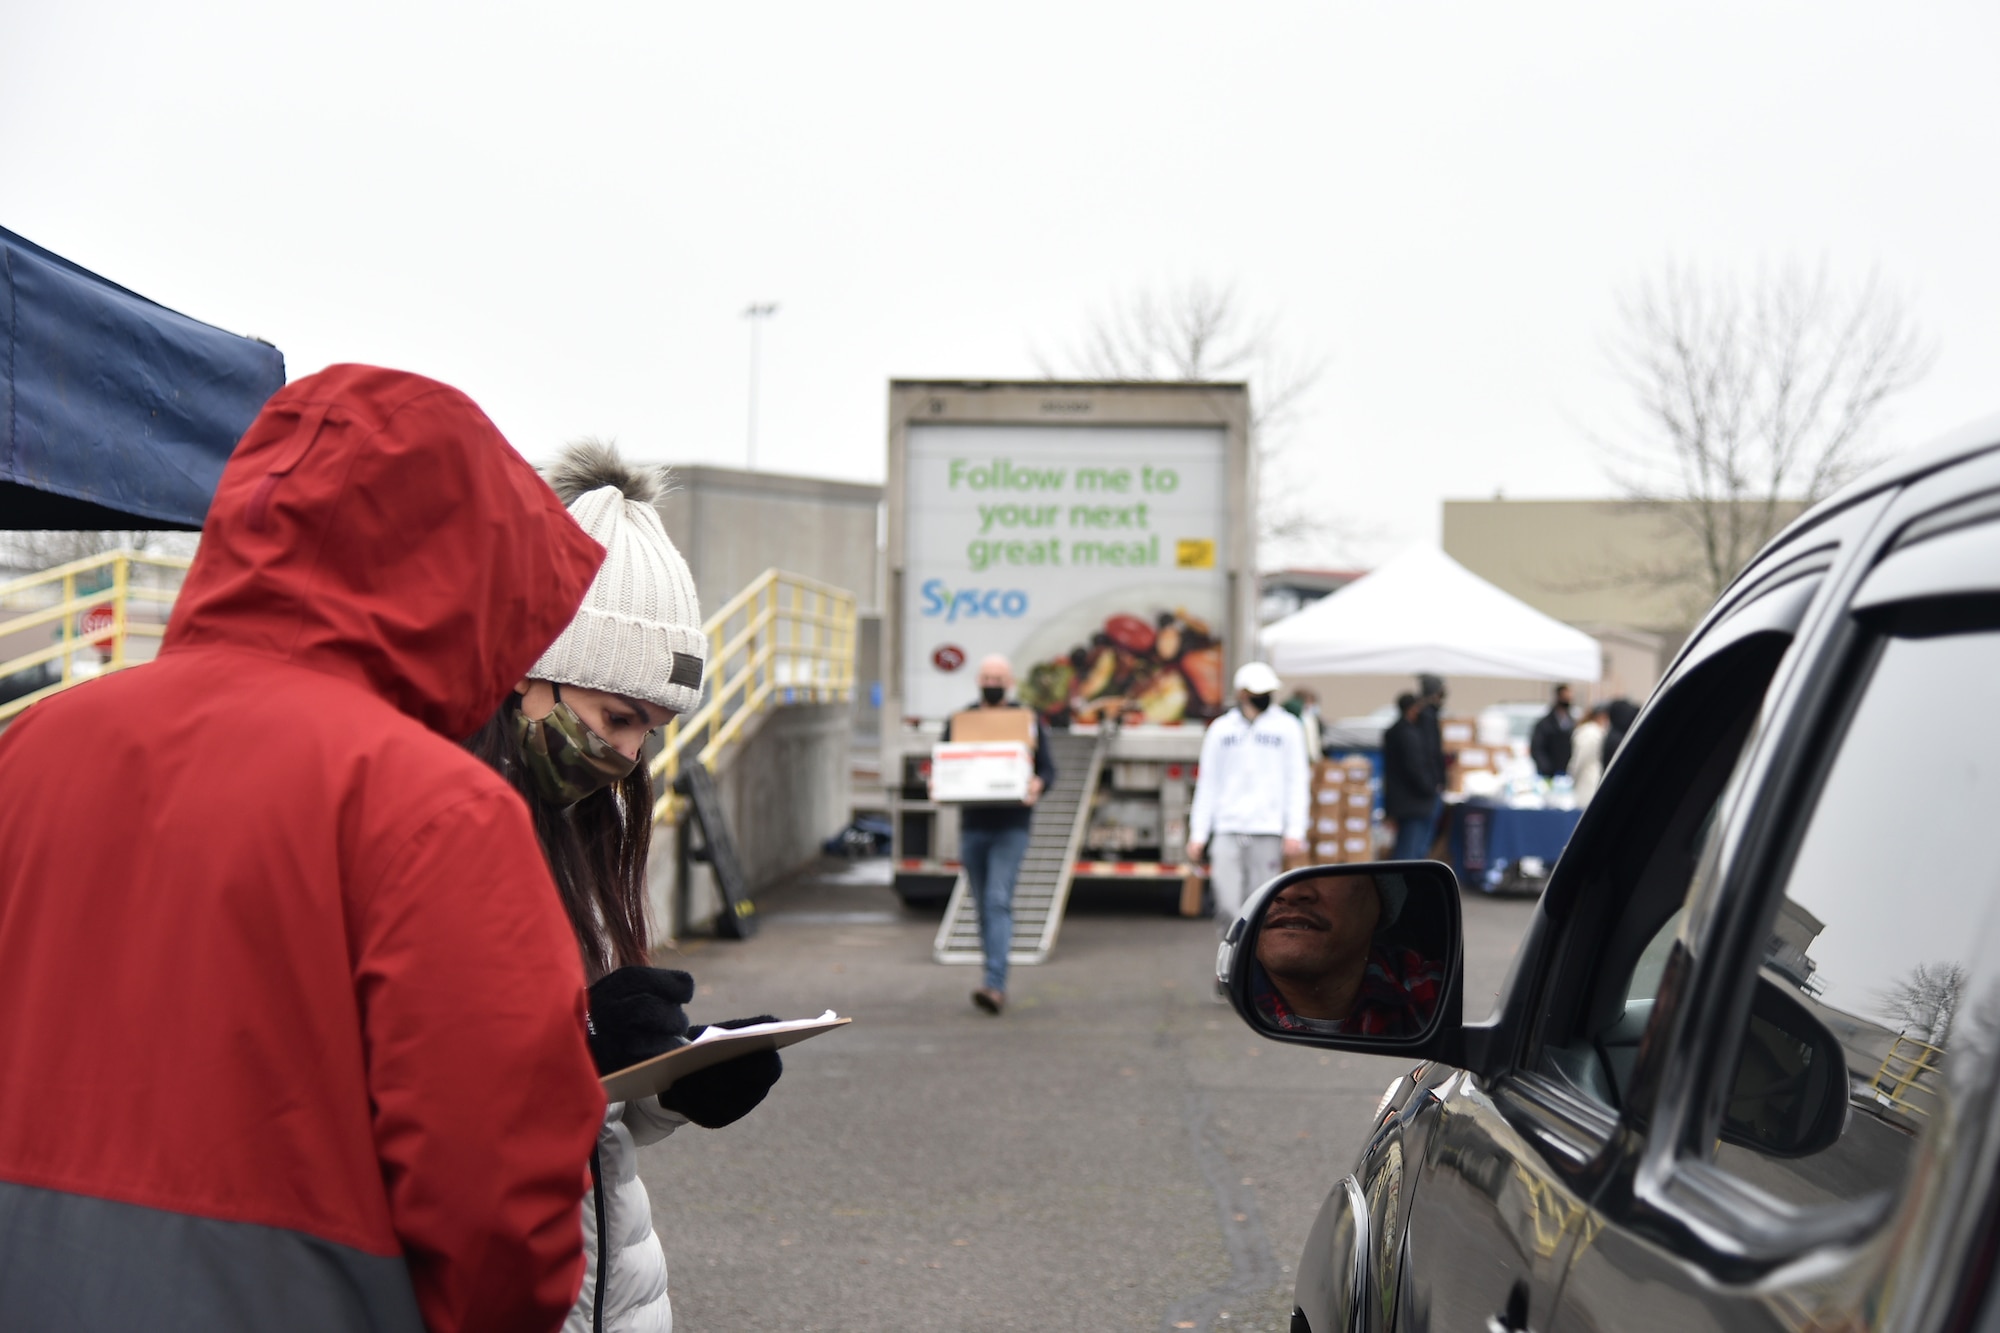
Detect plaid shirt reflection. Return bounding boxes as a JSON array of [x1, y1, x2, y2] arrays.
[[1253, 944, 1442, 1037]]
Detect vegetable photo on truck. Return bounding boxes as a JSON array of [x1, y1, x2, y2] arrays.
[[1015, 606, 1225, 727]]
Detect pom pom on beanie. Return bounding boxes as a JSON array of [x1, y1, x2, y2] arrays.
[[530, 439, 705, 714]]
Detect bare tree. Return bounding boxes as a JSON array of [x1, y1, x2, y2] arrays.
[[1876, 960, 1967, 1048], [1936, 972, 2000, 1071], [1040, 280, 1356, 564], [1603, 261, 1934, 603], [0, 529, 197, 576]]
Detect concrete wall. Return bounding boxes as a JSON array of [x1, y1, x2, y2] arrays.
[[632, 467, 879, 942], [1572, 622, 1677, 703], [653, 465, 882, 616], [852, 611, 882, 744], [647, 701, 852, 942]]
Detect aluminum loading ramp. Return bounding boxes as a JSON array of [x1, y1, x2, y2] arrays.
[[933, 728, 1108, 967]]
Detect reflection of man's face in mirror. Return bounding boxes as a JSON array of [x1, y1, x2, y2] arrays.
[[1256, 875, 1382, 1020]]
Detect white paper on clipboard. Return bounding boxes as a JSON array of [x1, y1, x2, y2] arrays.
[[598, 1011, 850, 1103]]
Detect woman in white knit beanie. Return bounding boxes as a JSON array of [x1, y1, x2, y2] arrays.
[[468, 439, 783, 1333]]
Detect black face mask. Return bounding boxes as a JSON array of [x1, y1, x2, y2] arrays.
[[980, 685, 1007, 707], [1246, 692, 1273, 713]]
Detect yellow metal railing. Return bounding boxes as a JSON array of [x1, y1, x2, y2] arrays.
[[1870, 1033, 1945, 1118], [3, 556, 859, 798], [0, 550, 192, 722], [648, 568, 857, 824]]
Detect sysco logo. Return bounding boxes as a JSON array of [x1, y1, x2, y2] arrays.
[[920, 579, 1029, 623]]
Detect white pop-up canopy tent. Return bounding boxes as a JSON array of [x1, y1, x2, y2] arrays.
[[1260, 546, 1602, 681]]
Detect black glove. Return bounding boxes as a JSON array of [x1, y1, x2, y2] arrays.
[[585, 967, 694, 1076], [659, 1015, 784, 1128]]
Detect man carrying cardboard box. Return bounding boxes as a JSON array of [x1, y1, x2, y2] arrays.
[[939, 654, 1057, 1016]]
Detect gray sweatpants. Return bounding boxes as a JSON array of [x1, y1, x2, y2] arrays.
[[1208, 832, 1284, 934]]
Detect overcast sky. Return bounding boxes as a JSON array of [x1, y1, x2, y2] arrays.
[[8, 3, 1999, 560]]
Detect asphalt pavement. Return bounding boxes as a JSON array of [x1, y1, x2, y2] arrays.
[[644, 859, 1537, 1333]]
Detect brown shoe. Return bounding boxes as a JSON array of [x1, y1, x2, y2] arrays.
[[972, 987, 1005, 1015]]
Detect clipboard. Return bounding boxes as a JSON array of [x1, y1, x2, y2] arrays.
[[599, 1011, 851, 1103]]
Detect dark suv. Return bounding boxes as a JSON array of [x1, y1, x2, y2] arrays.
[[1219, 419, 2000, 1333]]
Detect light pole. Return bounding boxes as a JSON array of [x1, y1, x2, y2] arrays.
[[743, 302, 779, 470]]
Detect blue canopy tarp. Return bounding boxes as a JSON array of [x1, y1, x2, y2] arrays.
[[0, 227, 285, 528]]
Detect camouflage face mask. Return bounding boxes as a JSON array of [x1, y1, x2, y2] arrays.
[[513, 685, 638, 810]]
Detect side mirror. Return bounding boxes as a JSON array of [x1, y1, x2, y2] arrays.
[[1218, 861, 1464, 1055], [1717, 975, 1850, 1159]]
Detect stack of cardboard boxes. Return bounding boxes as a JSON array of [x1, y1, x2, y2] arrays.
[[1439, 715, 1493, 795], [1303, 754, 1378, 866]]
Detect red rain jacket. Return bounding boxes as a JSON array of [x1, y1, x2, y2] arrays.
[[0, 366, 609, 1333]]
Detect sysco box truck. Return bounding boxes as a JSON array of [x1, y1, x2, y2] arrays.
[[883, 381, 1255, 912]]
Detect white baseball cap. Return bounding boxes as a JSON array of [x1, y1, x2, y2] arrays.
[[1233, 661, 1282, 695]]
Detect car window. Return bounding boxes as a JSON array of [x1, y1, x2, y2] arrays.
[[1625, 907, 1685, 1012], [1701, 625, 2000, 1211], [1530, 629, 1793, 1109]]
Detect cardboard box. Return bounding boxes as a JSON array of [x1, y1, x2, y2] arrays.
[[1314, 815, 1342, 835], [1344, 814, 1370, 835], [1345, 790, 1372, 810], [1340, 834, 1372, 861], [1315, 786, 1345, 807], [1454, 747, 1492, 771], [930, 741, 1032, 803], [1313, 839, 1342, 859], [1441, 716, 1477, 748], [948, 706, 1035, 745], [1339, 756, 1373, 785], [1313, 760, 1346, 785]]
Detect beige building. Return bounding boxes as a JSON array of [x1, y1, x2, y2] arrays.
[[1446, 499, 1710, 633], [1275, 498, 1805, 726], [1441, 496, 1805, 707]]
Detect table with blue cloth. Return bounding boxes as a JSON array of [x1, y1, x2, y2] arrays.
[[1446, 798, 1583, 894]]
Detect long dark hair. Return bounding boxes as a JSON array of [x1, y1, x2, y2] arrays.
[[467, 696, 653, 979]]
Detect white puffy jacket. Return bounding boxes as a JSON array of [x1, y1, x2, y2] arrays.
[[565, 1098, 686, 1333]]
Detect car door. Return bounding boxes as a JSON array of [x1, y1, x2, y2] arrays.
[[1394, 504, 1879, 1333], [1551, 454, 2000, 1332]]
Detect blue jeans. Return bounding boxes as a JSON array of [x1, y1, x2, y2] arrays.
[[960, 823, 1029, 993], [1391, 808, 1437, 861]]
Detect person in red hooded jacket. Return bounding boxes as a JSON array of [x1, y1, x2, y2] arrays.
[[0, 365, 611, 1332]]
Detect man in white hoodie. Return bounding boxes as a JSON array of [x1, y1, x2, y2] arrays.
[[1187, 661, 1311, 936]]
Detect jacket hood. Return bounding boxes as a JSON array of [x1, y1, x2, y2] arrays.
[[164, 364, 605, 739]]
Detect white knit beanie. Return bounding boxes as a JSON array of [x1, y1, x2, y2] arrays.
[[529, 440, 705, 714]]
